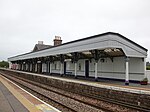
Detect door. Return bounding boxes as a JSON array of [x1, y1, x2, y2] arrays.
[[23, 64, 26, 71], [64, 62, 66, 75], [32, 63, 35, 72], [85, 60, 89, 77], [46, 62, 49, 73], [37, 63, 42, 73]]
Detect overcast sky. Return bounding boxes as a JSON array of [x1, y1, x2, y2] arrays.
[[0, 0, 150, 61]]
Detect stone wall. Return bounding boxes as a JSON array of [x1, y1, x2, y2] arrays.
[[1, 69, 150, 109]]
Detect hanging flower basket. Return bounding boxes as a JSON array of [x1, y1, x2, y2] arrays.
[[140, 78, 148, 85]]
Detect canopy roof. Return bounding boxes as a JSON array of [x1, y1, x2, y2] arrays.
[[8, 32, 147, 62]]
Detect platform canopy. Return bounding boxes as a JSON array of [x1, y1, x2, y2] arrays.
[[8, 32, 147, 62]]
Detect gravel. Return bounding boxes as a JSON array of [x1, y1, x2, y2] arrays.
[[0, 71, 139, 112]]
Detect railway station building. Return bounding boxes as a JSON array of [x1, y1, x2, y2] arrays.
[[8, 32, 148, 85]]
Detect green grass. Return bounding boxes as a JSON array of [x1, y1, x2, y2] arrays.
[[147, 66, 150, 70]]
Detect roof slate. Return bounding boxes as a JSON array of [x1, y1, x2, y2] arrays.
[[32, 44, 52, 52]]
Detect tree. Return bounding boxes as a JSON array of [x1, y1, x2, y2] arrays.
[[146, 61, 150, 70], [0, 61, 9, 68]]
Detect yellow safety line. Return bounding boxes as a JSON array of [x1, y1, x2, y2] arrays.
[[0, 75, 42, 112]]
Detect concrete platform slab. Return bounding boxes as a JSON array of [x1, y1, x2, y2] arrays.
[[0, 74, 60, 112], [0, 82, 29, 112]]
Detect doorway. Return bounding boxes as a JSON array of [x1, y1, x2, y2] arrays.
[[64, 62, 66, 75], [85, 60, 89, 77], [37, 63, 42, 73]]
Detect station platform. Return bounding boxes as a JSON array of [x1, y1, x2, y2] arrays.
[[1, 68, 150, 94], [6, 69, 150, 95], [0, 74, 60, 112]]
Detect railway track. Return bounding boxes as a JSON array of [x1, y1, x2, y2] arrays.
[[0, 72, 108, 112], [1, 70, 150, 112], [14, 79, 76, 112]]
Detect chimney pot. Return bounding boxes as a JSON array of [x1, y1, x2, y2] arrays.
[[38, 41, 43, 45]]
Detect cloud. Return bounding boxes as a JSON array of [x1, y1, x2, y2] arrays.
[[0, 0, 150, 61]]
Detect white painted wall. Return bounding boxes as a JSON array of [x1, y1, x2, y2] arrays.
[[25, 64, 28, 71], [9, 62, 12, 69], [55, 59, 86, 76], [66, 61, 74, 75], [21, 64, 23, 70], [30, 64, 32, 71], [129, 58, 144, 80], [16, 64, 18, 70], [41, 57, 144, 81], [42, 63, 47, 73], [97, 57, 144, 81], [52, 61, 61, 74], [90, 57, 144, 81], [77, 59, 85, 76], [146, 70, 150, 83], [35, 63, 37, 72], [129, 58, 144, 73]]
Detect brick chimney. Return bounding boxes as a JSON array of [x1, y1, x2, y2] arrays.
[[53, 36, 62, 46]]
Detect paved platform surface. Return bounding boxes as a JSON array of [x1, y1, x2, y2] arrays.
[[0, 82, 29, 112], [0, 74, 60, 112]]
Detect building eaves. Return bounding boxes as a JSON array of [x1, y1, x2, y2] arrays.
[[8, 32, 148, 60]]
